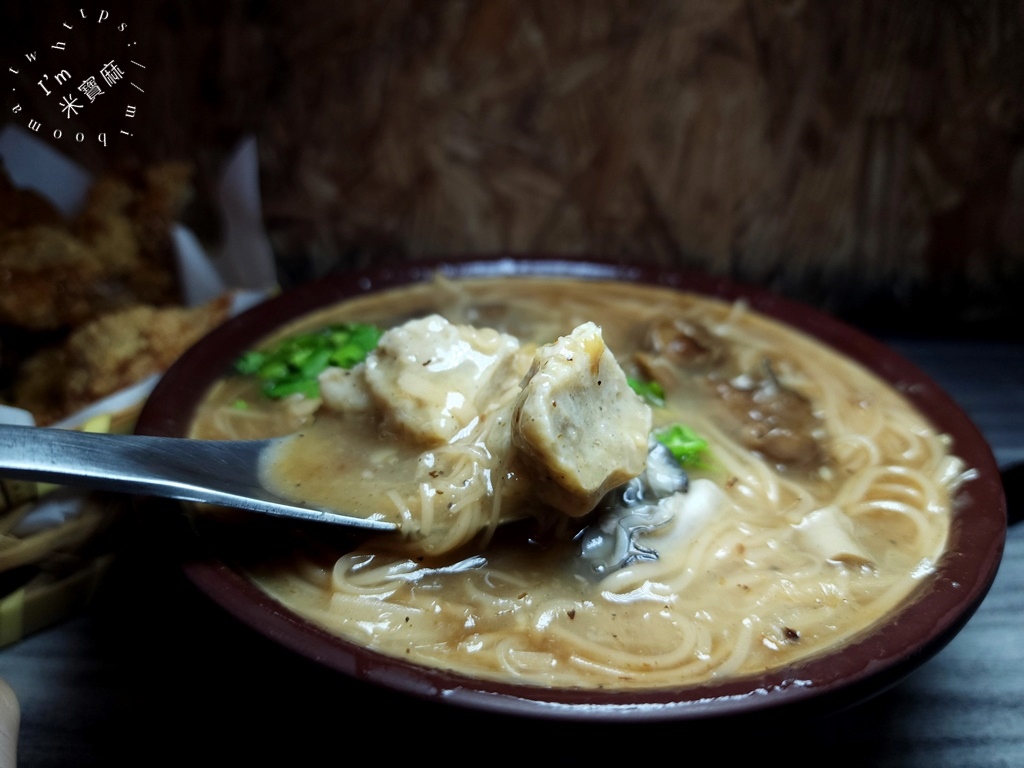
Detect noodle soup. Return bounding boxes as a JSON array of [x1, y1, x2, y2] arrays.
[[188, 276, 968, 691]]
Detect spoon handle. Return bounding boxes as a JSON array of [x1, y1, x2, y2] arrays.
[[0, 423, 396, 531]]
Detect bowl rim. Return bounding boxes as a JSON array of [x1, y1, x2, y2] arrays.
[[135, 256, 1007, 722]]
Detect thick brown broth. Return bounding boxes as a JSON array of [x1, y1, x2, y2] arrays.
[[189, 276, 962, 690]]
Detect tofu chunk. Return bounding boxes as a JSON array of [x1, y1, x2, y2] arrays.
[[363, 314, 525, 445], [512, 322, 652, 517]]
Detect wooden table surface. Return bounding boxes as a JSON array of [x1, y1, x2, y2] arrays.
[[1, 337, 1021, 767]]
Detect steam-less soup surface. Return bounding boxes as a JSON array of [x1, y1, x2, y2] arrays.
[[189, 277, 967, 690]]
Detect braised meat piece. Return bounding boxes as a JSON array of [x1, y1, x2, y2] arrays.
[[635, 316, 725, 387], [710, 362, 826, 473], [634, 313, 828, 475]]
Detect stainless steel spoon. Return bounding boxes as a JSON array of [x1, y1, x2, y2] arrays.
[[0, 423, 398, 532]]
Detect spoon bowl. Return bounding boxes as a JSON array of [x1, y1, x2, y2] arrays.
[[0, 423, 397, 532]]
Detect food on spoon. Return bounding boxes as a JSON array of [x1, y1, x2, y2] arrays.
[[512, 321, 650, 517], [188, 275, 969, 691], [225, 313, 655, 551]]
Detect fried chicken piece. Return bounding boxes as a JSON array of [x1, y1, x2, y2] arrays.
[[72, 162, 193, 308], [133, 162, 194, 253], [0, 158, 115, 330], [10, 297, 231, 425], [0, 160, 206, 422], [0, 162, 194, 331], [128, 163, 193, 306], [71, 175, 140, 271], [0, 226, 111, 330]]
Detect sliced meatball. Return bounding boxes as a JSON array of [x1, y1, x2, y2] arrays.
[[512, 322, 652, 517]]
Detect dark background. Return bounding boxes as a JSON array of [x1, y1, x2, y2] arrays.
[[3, 0, 1024, 338]]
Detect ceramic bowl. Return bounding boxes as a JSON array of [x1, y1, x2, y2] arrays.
[[135, 257, 1006, 723]]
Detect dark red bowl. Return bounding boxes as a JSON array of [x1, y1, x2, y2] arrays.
[[135, 257, 1006, 723]]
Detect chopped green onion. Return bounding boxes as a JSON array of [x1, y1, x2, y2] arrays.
[[262, 377, 321, 400], [655, 424, 711, 469], [234, 322, 383, 400], [627, 376, 665, 407], [234, 351, 266, 376], [298, 348, 332, 378], [258, 360, 289, 381]]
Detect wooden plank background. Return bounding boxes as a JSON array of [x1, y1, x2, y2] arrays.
[[3, 0, 1023, 336]]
